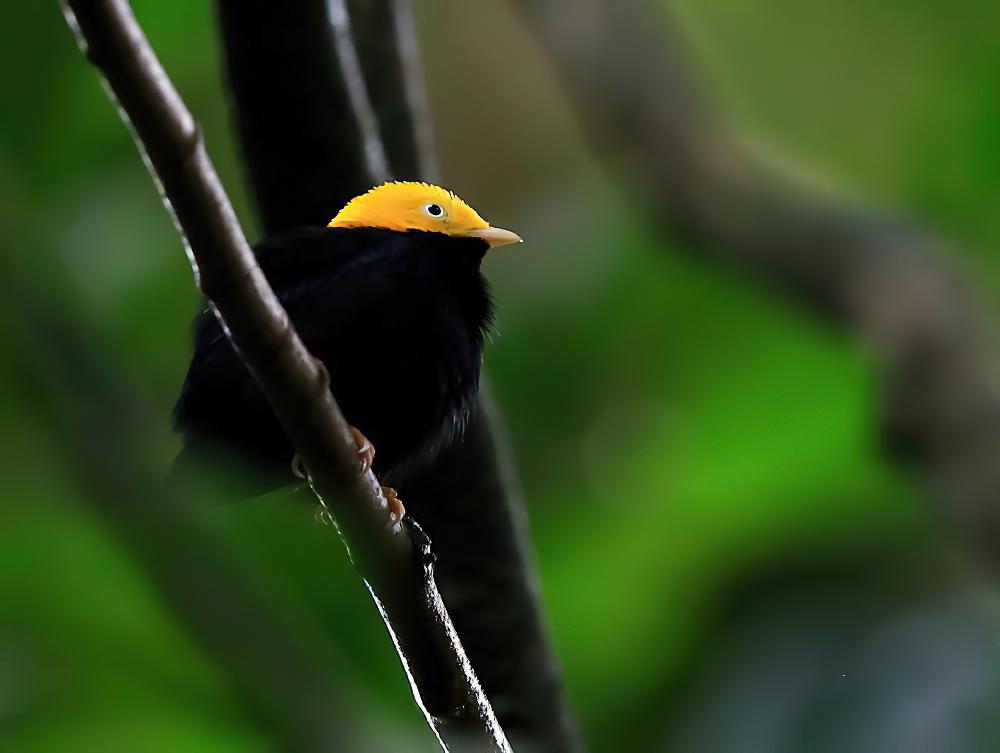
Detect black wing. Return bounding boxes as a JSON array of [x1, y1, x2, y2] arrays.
[[172, 226, 468, 478], [173, 227, 367, 467]]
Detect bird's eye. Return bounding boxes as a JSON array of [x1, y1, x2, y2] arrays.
[[423, 203, 445, 218]]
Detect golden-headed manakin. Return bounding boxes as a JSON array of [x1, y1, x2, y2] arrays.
[[173, 182, 520, 514]]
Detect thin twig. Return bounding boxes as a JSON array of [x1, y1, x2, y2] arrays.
[[60, 1, 510, 749]]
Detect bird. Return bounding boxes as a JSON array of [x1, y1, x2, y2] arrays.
[[172, 181, 521, 520]]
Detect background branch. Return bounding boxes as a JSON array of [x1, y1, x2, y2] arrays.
[[514, 0, 1000, 572], [61, 1, 510, 750], [212, 0, 374, 231], [5, 257, 374, 753], [346, 0, 439, 181], [328, 0, 392, 181], [214, 1, 582, 749]]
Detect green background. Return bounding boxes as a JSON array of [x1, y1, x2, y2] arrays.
[[2, 1, 999, 751]]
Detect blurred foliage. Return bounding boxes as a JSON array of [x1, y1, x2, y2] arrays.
[[2, 1, 999, 752]]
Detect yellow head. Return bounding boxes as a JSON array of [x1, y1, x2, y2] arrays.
[[328, 182, 521, 248]]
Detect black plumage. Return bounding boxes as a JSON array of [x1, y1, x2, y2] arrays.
[[173, 226, 493, 486]]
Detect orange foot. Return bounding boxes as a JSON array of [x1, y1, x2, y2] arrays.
[[350, 426, 375, 473], [292, 425, 374, 480], [380, 485, 406, 523]]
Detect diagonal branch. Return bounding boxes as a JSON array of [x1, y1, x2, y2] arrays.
[[59, 1, 510, 750], [514, 0, 1000, 572], [214, 1, 583, 749]]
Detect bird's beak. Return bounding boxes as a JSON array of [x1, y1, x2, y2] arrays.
[[461, 226, 523, 248]]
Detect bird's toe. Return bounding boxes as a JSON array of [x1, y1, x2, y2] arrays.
[[380, 485, 406, 525], [350, 425, 375, 473]]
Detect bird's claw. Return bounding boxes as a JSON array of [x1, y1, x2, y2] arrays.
[[350, 426, 375, 473], [295, 428, 374, 478], [299, 430, 399, 529], [381, 485, 406, 526]]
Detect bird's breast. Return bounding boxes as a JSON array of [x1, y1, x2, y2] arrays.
[[310, 262, 488, 480]]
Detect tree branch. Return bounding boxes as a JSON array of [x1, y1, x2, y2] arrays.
[[60, 1, 510, 749], [403, 386, 584, 751], [214, 1, 583, 749], [514, 0, 1000, 572]]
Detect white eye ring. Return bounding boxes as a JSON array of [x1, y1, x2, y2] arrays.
[[423, 202, 447, 219]]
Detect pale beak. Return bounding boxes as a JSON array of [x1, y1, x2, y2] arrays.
[[461, 226, 523, 248]]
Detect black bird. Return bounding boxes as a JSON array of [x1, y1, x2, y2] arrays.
[[173, 182, 521, 518]]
